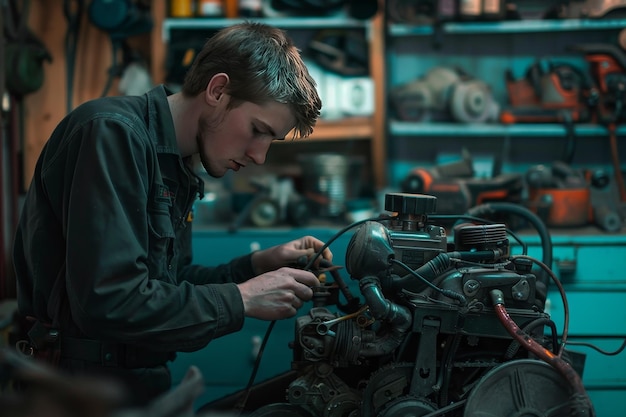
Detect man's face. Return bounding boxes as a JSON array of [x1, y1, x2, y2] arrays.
[[196, 99, 296, 178]]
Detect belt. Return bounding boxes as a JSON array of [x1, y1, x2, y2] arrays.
[[61, 337, 176, 369]]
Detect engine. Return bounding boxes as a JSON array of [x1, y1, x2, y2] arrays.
[[208, 193, 595, 417]]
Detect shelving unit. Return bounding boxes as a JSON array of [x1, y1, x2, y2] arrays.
[[383, 7, 626, 186], [383, 9, 626, 415], [149, 0, 388, 189]]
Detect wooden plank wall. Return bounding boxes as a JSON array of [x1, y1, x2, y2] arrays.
[[22, 0, 159, 188]]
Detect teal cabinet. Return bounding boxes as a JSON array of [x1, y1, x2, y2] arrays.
[[519, 232, 626, 417]]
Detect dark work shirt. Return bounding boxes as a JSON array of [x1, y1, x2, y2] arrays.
[[13, 85, 254, 353]]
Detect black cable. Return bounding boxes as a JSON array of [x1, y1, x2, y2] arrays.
[[304, 214, 395, 271], [504, 317, 559, 359], [235, 216, 387, 411], [437, 333, 462, 406], [391, 257, 467, 306], [235, 319, 276, 415], [566, 337, 626, 356], [236, 215, 395, 411]]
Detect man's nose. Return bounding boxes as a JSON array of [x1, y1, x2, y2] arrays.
[[246, 141, 271, 165]]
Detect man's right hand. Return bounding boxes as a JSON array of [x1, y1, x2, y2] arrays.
[[236, 267, 320, 320]]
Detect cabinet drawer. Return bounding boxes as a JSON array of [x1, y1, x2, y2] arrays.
[[586, 389, 626, 417], [546, 291, 626, 335], [567, 338, 626, 388], [523, 243, 626, 285]]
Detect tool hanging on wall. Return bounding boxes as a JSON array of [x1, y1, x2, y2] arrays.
[[3, 0, 53, 98], [2, 0, 51, 297], [87, 0, 153, 97]]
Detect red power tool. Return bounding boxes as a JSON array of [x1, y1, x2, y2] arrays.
[[499, 59, 596, 124], [569, 43, 626, 124], [401, 150, 524, 216]]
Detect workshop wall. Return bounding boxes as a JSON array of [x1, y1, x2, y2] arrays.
[[19, 0, 153, 188]]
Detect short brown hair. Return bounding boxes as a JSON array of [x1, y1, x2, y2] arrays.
[[182, 22, 322, 138]]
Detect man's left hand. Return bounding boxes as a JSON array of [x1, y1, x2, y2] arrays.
[[251, 236, 333, 275]]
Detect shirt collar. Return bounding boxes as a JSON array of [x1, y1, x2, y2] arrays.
[[146, 84, 179, 155]]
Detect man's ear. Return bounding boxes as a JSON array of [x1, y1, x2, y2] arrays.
[[205, 73, 229, 105]]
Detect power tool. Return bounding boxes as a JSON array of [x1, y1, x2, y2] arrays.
[[390, 66, 499, 123], [499, 59, 596, 124], [568, 43, 626, 124], [401, 150, 524, 216], [525, 161, 591, 228]]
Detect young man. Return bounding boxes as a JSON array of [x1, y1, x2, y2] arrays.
[[13, 22, 331, 405]]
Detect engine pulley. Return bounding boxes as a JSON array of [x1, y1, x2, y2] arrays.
[[463, 359, 574, 416]]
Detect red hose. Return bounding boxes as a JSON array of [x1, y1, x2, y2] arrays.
[[491, 290, 595, 417]]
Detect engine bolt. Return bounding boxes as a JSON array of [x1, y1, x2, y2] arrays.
[[464, 279, 480, 296]]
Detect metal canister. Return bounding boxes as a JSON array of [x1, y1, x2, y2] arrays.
[[300, 153, 350, 218], [170, 0, 194, 17]]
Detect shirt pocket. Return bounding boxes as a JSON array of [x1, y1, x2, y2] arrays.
[[147, 203, 176, 280]]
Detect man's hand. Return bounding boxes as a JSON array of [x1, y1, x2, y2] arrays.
[[237, 267, 320, 320], [251, 236, 333, 275]]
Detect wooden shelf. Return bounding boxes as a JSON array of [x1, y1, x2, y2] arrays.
[[162, 16, 368, 42], [278, 117, 373, 143], [307, 117, 373, 141]]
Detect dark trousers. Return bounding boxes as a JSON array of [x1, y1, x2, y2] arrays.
[[59, 358, 172, 407]]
